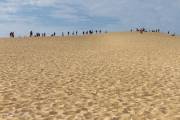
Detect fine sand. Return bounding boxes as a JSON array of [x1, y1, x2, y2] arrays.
[[0, 32, 179, 120]]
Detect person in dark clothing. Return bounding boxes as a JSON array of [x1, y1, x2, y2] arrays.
[[99, 30, 102, 34], [30, 31, 33, 37]]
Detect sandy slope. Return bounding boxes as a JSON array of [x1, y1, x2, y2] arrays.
[[0, 32, 179, 120]]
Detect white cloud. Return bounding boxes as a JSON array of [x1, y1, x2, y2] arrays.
[[0, 0, 179, 36]]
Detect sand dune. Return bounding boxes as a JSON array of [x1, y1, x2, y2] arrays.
[[0, 32, 179, 120]]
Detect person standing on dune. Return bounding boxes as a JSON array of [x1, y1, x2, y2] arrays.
[[30, 30, 33, 37]]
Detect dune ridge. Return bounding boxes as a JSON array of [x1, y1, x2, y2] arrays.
[[0, 32, 179, 120]]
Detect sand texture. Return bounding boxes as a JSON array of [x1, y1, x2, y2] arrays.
[[0, 32, 179, 120]]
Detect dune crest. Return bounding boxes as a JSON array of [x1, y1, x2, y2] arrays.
[[0, 32, 179, 120]]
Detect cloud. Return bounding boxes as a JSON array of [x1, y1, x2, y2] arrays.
[[0, 0, 179, 37]]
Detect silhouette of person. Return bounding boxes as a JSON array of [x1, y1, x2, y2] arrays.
[[30, 31, 33, 37], [99, 30, 102, 34]]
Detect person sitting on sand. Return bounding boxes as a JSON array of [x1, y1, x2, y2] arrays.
[[140, 29, 143, 34], [171, 33, 176, 36]]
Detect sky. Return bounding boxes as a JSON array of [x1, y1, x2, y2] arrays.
[[0, 0, 180, 37]]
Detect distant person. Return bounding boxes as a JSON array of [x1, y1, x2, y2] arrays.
[[168, 31, 170, 34], [76, 31, 78, 36], [99, 30, 102, 34], [91, 30, 93, 34], [30, 30, 33, 37], [68, 32, 70, 36], [9, 32, 11, 37], [53, 32, 56, 36]]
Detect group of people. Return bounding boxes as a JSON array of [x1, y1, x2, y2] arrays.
[[10, 32, 15, 38], [132, 28, 161, 34], [168, 31, 176, 36], [67, 31, 78, 36], [30, 31, 47, 37], [82, 30, 103, 35], [51, 32, 56, 37], [9, 29, 105, 38], [10, 28, 176, 38], [33, 30, 104, 37], [131, 28, 175, 36], [66, 30, 103, 36]]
